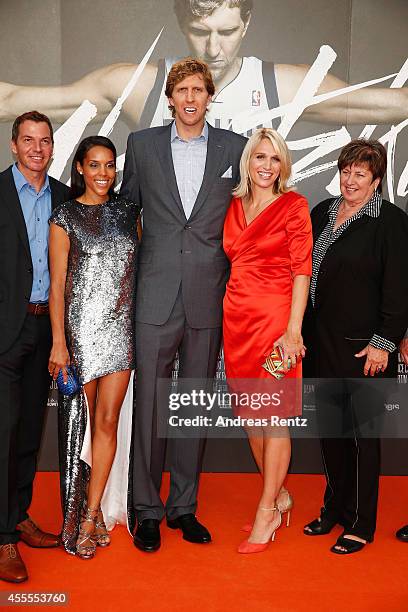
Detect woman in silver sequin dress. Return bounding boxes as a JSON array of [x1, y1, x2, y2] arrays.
[[48, 136, 139, 558]]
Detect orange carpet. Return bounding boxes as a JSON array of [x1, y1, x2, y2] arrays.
[[1, 472, 407, 611]]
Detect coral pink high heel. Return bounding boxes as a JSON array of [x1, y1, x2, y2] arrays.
[[238, 539, 270, 554], [238, 507, 282, 554], [242, 489, 293, 532]]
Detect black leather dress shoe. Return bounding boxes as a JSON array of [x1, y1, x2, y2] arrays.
[[167, 514, 211, 544], [133, 519, 161, 552], [396, 524, 408, 542]]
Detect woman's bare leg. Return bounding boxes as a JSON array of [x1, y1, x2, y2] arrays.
[[248, 427, 291, 543], [83, 379, 98, 424], [78, 370, 131, 548], [246, 431, 289, 491], [87, 370, 131, 510], [247, 435, 264, 473]]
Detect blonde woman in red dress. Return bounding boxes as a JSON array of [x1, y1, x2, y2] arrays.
[[223, 128, 312, 553]]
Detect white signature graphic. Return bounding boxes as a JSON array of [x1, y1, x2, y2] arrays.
[[49, 34, 408, 202]]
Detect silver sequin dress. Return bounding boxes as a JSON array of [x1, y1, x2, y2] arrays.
[[49, 195, 139, 553]]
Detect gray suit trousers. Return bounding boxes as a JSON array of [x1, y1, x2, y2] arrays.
[[132, 289, 222, 521]]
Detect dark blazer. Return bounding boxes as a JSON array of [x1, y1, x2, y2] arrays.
[[304, 197, 408, 377], [120, 122, 246, 328], [312, 198, 408, 343], [0, 166, 70, 354]]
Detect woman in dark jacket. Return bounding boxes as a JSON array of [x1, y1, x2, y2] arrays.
[[303, 139, 408, 554]]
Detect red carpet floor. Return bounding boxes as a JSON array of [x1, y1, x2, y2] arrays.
[[1, 472, 407, 611]]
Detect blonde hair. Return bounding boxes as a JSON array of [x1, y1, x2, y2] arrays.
[[233, 128, 292, 199]]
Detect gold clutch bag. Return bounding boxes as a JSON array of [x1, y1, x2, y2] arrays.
[[262, 346, 291, 379]]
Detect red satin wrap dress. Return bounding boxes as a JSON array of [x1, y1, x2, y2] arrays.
[[222, 192, 313, 414]]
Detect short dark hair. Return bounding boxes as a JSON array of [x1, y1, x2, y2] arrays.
[[174, 0, 253, 27], [70, 136, 117, 200], [338, 139, 387, 194], [12, 110, 54, 143], [165, 58, 215, 117]]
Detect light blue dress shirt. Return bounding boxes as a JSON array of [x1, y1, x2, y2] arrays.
[[171, 121, 208, 219], [12, 163, 52, 302]]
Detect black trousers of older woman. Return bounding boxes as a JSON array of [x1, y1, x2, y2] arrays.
[[306, 325, 397, 542]]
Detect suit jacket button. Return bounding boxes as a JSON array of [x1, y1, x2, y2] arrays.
[[28, 268, 33, 273], [180, 250, 183, 253], [184, 225, 192, 230]]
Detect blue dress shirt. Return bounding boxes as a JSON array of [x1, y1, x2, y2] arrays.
[[12, 163, 52, 302], [171, 121, 208, 219]]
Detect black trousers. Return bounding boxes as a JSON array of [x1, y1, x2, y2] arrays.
[[316, 377, 381, 541], [312, 330, 397, 542], [319, 436, 380, 541], [0, 313, 52, 544]]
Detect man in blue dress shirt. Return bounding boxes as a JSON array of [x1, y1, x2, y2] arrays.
[[0, 111, 69, 583]]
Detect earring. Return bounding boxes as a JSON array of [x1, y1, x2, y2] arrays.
[[78, 171, 83, 175]]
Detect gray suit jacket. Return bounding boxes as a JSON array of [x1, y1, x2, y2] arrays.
[[120, 122, 246, 328]]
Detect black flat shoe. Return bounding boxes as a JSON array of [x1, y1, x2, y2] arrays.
[[396, 524, 408, 542], [303, 516, 337, 536], [133, 519, 161, 552], [330, 535, 366, 555], [167, 514, 211, 544]]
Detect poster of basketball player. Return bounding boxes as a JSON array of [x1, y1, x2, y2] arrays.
[[0, 0, 407, 208]]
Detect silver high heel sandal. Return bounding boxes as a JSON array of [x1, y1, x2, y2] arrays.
[[94, 506, 111, 547], [76, 507, 98, 560]]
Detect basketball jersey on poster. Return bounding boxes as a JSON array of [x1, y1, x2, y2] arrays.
[[140, 56, 280, 135]]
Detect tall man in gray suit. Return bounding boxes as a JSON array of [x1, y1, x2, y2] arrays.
[[121, 58, 246, 552]]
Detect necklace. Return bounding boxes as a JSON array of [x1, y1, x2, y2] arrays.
[[245, 194, 278, 211], [243, 194, 279, 225]]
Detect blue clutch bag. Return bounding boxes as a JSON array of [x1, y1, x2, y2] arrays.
[[56, 366, 81, 396]]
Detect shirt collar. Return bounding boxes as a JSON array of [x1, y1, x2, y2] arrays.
[[12, 163, 50, 195], [171, 121, 208, 143], [328, 190, 382, 219]]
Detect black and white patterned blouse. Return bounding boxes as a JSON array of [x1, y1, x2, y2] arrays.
[[310, 191, 396, 353]]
